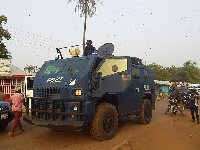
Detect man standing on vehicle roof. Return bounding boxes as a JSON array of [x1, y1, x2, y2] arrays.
[[189, 89, 199, 124], [83, 40, 96, 56], [8, 89, 24, 136], [0, 86, 5, 101]]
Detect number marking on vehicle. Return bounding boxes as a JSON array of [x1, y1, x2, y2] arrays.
[[1, 113, 8, 120], [144, 85, 150, 90], [47, 77, 64, 83]]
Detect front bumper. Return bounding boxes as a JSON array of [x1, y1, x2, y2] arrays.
[[23, 114, 86, 130]]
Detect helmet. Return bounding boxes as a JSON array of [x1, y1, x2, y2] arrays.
[[86, 40, 92, 45]]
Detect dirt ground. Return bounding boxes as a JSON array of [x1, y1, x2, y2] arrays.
[[0, 98, 200, 150]]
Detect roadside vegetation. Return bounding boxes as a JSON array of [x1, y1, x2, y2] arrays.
[[148, 60, 200, 83], [0, 15, 11, 59]]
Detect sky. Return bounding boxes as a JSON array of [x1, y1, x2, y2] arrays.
[[1, 0, 200, 70]]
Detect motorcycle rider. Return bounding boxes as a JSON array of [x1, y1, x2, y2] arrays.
[[176, 92, 185, 116], [189, 89, 199, 124], [165, 91, 185, 116], [165, 93, 175, 115]]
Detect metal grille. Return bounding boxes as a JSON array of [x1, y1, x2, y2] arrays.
[[4, 106, 10, 111], [0, 106, 10, 111], [36, 87, 61, 98], [34, 87, 62, 120], [28, 87, 85, 122], [36, 100, 62, 120], [29, 98, 85, 122]]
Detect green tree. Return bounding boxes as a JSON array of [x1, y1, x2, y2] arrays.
[[0, 15, 11, 59], [24, 65, 38, 73], [166, 66, 179, 82], [67, 0, 102, 53], [148, 61, 200, 83], [178, 60, 200, 83], [148, 63, 170, 81]]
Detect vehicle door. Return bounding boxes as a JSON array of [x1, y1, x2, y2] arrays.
[[131, 66, 143, 111]]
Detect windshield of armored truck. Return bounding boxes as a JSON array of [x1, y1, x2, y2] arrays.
[[38, 61, 64, 75], [39, 59, 90, 75], [62, 59, 90, 74]]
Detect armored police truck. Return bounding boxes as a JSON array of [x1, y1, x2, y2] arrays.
[[23, 43, 155, 140]]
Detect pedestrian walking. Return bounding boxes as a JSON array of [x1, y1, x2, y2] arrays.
[[8, 89, 24, 136], [0, 86, 5, 101], [189, 89, 199, 124]]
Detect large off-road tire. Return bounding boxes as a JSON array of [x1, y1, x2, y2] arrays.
[[90, 103, 118, 141], [139, 99, 152, 125], [0, 123, 8, 132]]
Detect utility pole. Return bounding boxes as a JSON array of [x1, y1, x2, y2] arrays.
[[82, 0, 88, 54]]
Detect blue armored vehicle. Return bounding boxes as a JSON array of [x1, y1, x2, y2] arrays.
[[23, 43, 155, 140]]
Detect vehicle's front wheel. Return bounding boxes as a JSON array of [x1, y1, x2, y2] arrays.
[[90, 103, 118, 141], [139, 99, 152, 124], [0, 123, 8, 132]]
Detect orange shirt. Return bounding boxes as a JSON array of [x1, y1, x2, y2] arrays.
[[10, 93, 24, 111]]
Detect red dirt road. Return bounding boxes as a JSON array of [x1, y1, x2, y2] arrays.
[[0, 99, 200, 150]]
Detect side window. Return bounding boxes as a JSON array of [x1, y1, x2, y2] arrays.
[[27, 77, 34, 90], [144, 70, 149, 80], [132, 68, 140, 79], [97, 58, 127, 77]]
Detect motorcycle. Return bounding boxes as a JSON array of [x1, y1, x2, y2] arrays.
[[165, 98, 184, 117], [183, 99, 190, 109]]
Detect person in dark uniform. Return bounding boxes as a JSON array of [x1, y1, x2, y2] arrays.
[[84, 40, 95, 56], [189, 89, 199, 124]]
